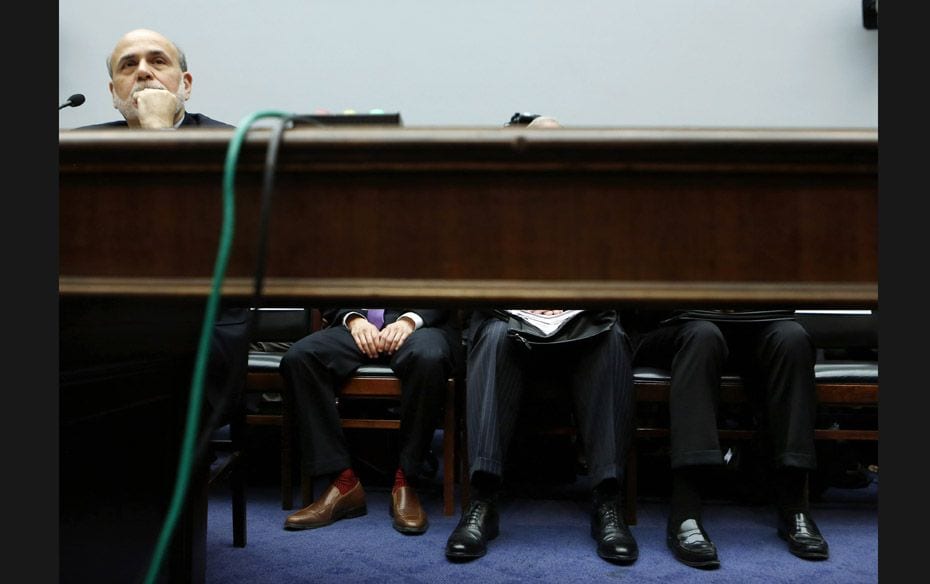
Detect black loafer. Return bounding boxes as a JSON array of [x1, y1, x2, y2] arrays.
[[667, 518, 720, 569], [778, 511, 829, 560], [591, 500, 638, 564], [445, 498, 499, 561]]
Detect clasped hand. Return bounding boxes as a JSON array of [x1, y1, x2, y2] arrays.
[[348, 316, 414, 358], [134, 88, 181, 129]]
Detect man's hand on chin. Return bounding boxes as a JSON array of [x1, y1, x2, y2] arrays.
[[135, 88, 180, 129]]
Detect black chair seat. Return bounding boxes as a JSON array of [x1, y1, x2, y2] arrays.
[[635, 364, 877, 385], [814, 362, 878, 383], [353, 364, 395, 376], [248, 352, 284, 372], [632, 366, 669, 381], [247, 357, 397, 377], [632, 367, 741, 384]]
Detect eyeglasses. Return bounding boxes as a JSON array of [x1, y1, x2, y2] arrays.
[[506, 112, 541, 126]]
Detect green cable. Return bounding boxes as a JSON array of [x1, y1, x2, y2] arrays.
[[144, 109, 291, 584]]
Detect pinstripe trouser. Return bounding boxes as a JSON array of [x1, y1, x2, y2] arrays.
[[465, 317, 635, 487]]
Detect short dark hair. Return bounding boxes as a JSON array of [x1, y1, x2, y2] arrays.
[[506, 112, 541, 126]]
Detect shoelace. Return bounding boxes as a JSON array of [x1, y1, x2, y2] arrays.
[[598, 502, 619, 529], [464, 500, 489, 526]]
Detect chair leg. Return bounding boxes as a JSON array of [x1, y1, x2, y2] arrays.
[[230, 451, 246, 547], [281, 442, 293, 510], [458, 388, 470, 513], [623, 443, 637, 526], [281, 397, 293, 510], [230, 416, 248, 547], [443, 378, 455, 516]]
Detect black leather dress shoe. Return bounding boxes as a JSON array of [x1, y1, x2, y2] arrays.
[[445, 498, 499, 561], [778, 511, 829, 560], [667, 518, 720, 569], [591, 500, 638, 564]]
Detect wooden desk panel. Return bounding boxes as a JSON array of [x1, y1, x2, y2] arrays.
[[57, 127, 877, 583], [59, 127, 877, 307]]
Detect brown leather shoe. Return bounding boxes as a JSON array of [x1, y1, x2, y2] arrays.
[[283, 481, 367, 530], [390, 486, 428, 534]]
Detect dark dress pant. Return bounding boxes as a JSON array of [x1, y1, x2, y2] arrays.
[[633, 319, 817, 470], [465, 318, 635, 486], [280, 325, 460, 478]]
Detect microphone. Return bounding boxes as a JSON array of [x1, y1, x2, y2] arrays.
[[59, 94, 86, 110]]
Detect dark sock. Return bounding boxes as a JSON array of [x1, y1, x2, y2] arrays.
[[470, 470, 501, 501], [775, 467, 810, 517], [669, 467, 704, 529], [593, 478, 620, 508], [332, 468, 359, 495], [393, 467, 407, 493]]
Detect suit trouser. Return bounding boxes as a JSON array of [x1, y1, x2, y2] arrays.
[[280, 325, 458, 478], [465, 318, 635, 486], [633, 319, 818, 470]]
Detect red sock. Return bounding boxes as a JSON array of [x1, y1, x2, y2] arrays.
[[393, 468, 408, 492], [333, 468, 359, 495]]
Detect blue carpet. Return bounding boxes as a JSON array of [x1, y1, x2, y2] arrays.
[[206, 470, 877, 583]]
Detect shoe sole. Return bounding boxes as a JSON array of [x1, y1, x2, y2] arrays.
[[445, 537, 497, 562], [283, 505, 368, 530], [777, 530, 830, 560], [596, 549, 638, 565], [445, 549, 486, 562], [666, 535, 720, 569], [591, 526, 638, 564], [392, 520, 429, 535], [444, 525, 499, 561]]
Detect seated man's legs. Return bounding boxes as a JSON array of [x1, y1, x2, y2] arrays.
[[741, 319, 828, 560], [280, 324, 458, 535], [279, 326, 367, 529], [465, 318, 528, 481], [386, 326, 462, 533], [567, 323, 638, 564], [634, 319, 727, 568], [389, 327, 459, 480], [447, 317, 638, 564], [446, 317, 525, 560]]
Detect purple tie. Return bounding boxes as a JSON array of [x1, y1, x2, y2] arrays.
[[367, 308, 385, 330]]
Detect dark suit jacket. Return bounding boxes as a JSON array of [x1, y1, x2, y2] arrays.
[[325, 308, 454, 332], [75, 112, 233, 129]]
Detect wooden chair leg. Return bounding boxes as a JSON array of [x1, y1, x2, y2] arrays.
[[230, 413, 248, 547], [281, 400, 294, 510], [230, 454, 246, 547], [280, 445, 293, 510], [443, 378, 456, 516], [458, 393, 470, 513], [623, 443, 637, 526]]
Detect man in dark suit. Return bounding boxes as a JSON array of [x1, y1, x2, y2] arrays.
[[77, 28, 232, 130], [444, 308, 638, 564], [281, 308, 463, 535], [443, 115, 637, 565], [74, 27, 238, 427], [629, 309, 830, 569]]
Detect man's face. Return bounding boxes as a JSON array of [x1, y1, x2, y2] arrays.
[[108, 30, 192, 123]]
